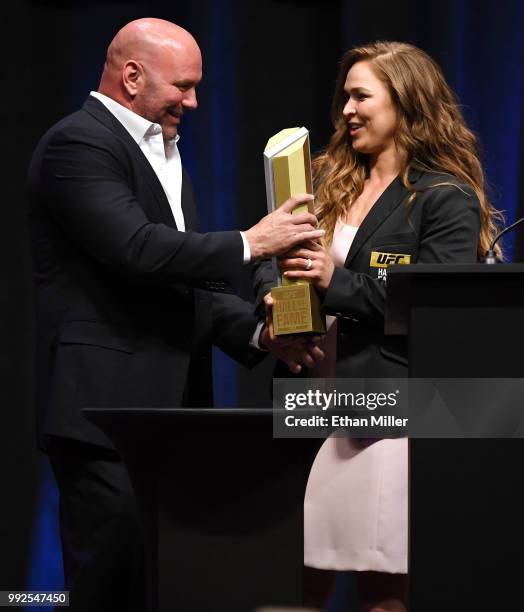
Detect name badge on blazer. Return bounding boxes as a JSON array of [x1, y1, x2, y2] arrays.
[[369, 251, 411, 282]]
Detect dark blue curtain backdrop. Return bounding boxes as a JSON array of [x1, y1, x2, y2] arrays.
[[3, 0, 523, 607]]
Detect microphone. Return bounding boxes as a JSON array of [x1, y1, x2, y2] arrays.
[[484, 217, 524, 264]]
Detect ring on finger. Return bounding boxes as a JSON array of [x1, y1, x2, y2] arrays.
[[305, 257, 312, 271]]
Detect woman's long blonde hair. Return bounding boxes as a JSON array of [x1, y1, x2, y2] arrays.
[[313, 41, 502, 258]]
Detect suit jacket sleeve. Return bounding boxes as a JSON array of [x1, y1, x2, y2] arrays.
[[322, 184, 481, 325], [29, 124, 244, 287], [252, 258, 275, 314], [211, 292, 264, 369]]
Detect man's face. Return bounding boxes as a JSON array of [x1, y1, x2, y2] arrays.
[[132, 43, 202, 141]]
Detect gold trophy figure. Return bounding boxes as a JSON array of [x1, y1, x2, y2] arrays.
[[264, 128, 326, 335]]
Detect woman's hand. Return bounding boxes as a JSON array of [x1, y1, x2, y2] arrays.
[[261, 293, 324, 374], [278, 240, 335, 294]]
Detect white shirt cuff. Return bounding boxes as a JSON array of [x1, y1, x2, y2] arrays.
[[250, 320, 267, 351], [240, 231, 251, 264]]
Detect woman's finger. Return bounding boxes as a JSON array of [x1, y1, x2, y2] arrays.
[[283, 270, 315, 280], [279, 257, 313, 271], [303, 240, 323, 251], [279, 248, 315, 260]]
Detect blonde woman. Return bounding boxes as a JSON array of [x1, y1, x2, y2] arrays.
[[257, 41, 501, 611]]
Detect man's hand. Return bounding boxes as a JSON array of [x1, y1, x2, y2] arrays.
[[245, 194, 325, 260], [260, 293, 324, 374]]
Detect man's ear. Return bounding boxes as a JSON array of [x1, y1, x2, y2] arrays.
[[122, 60, 143, 97]]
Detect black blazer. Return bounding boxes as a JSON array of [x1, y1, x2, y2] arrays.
[[254, 170, 481, 378], [28, 96, 259, 449]]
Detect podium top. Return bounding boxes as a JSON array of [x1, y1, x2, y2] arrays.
[[388, 263, 524, 275], [83, 408, 275, 445], [84, 408, 272, 418], [385, 263, 524, 336], [82, 407, 273, 452]]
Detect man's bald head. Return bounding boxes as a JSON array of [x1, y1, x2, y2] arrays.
[[104, 18, 199, 75], [98, 18, 202, 141]]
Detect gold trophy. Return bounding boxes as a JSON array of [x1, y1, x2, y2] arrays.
[[264, 127, 326, 335]]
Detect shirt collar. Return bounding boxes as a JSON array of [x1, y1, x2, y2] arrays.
[[90, 91, 180, 145]]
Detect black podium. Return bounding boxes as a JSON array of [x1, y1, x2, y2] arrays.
[[387, 264, 524, 610], [84, 407, 321, 612]]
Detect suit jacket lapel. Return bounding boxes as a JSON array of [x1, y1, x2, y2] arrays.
[[82, 96, 178, 228], [344, 176, 408, 267], [181, 169, 199, 231]]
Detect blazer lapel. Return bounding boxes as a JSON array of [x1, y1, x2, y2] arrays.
[[82, 96, 178, 228], [344, 176, 408, 267]]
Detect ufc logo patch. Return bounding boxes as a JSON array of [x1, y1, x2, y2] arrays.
[[370, 251, 412, 268]]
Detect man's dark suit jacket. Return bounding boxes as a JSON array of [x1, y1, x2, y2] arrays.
[[28, 96, 259, 449], [254, 170, 480, 378]]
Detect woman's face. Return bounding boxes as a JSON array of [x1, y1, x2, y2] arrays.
[[342, 61, 398, 157]]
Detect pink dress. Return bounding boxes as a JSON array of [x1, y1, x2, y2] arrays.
[[304, 220, 408, 573]]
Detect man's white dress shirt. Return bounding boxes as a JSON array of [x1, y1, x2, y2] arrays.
[[90, 91, 185, 231]]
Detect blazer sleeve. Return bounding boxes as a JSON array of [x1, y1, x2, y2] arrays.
[[29, 125, 244, 287], [322, 184, 481, 326]]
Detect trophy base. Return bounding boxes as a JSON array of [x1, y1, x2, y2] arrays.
[[271, 283, 326, 336]]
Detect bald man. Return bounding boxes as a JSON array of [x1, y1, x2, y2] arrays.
[[28, 18, 323, 611]]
